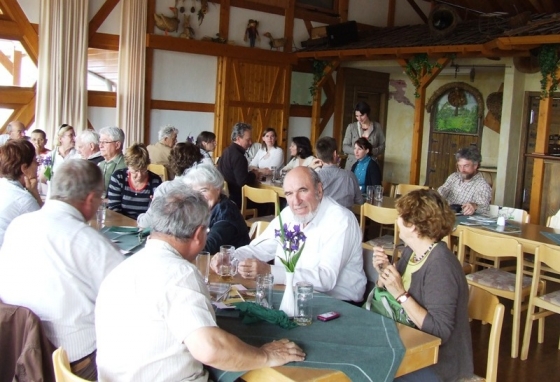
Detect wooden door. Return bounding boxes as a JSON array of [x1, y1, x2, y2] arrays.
[[338, 68, 389, 170]]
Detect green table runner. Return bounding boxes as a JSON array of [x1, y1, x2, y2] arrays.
[[209, 291, 405, 382], [100, 226, 148, 255], [540, 231, 560, 245]]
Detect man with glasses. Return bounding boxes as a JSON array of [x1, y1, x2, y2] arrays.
[[437, 146, 492, 215], [147, 124, 178, 179], [0, 159, 124, 380], [98, 126, 126, 190], [0, 120, 27, 146]]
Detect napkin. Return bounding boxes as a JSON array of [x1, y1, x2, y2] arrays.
[[234, 302, 298, 329]]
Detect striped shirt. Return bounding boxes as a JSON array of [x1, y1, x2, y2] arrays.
[[108, 169, 162, 219]]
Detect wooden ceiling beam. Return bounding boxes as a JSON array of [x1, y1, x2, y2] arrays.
[[89, 33, 119, 51], [219, 0, 231, 39], [406, 0, 428, 24], [89, 0, 120, 42], [0, 86, 35, 104], [0, 19, 21, 40], [0, 0, 38, 64], [147, 34, 298, 64], [387, 0, 396, 27], [284, 0, 295, 53]]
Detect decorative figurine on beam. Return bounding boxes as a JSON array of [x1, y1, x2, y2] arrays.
[[263, 32, 286, 51], [179, 14, 195, 39], [244, 19, 260, 48], [154, 6, 180, 35]]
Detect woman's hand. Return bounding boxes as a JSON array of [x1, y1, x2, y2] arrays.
[[309, 159, 323, 170], [238, 258, 271, 279], [372, 246, 390, 274], [379, 264, 406, 298]]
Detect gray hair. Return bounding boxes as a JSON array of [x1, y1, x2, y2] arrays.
[[77, 130, 99, 145], [50, 159, 103, 202], [150, 186, 210, 240], [231, 122, 251, 142], [182, 163, 224, 191], [455, 146, 482, 165], [158, 124, 178, 141], [7, 121, 25, 133], [99, 126, 125, 145]]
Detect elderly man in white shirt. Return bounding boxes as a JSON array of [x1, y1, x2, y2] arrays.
[[213, 166, 366, 303], [95, 187, 304, 382], [0, 159, 124, 381]]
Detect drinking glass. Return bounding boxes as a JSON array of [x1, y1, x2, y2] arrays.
[[366, 185, 375, 203], [256, 273, 274, 308], [96, 201, 107, 228], [294, 281, 313, 326], [374, 185, 384, 202], [271, 166, 278, 182], [217, 245, 238, 281], [196, 251, 211, 284]]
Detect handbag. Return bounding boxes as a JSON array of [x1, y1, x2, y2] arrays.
[[364, 286, 415, 328]]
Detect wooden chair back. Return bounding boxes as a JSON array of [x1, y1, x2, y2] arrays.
[[248, 220, 269, 240], [360, 203, 401, 262], [394, 184, 429, 197], [521, 244, 560, 360], [546, 214, 560, 228], [241, 185, 280, 227], [382, 181, 395, 198], [488, 205, 529, 223], [147, 164, 168, 181], [468, 285, 505, 382], [52, 347, 89, 382]]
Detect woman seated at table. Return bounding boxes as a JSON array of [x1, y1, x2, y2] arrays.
[[40, 124, 79, 183], [281, 136, 315, 171], [351, 137, 382, 193], [249, 127, 284, 176], [108, 143, 162, 219], [137, 142, 202, 227], [195, 131, 216, 165], [373, 189, 473, 382], [183, 164, 249, 254], [0, 139, 42, 246]]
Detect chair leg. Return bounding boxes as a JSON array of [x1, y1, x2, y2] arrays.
[[520, 302, 535, 360], [511, 297, 522, 358], [537, 281, 546, 344]]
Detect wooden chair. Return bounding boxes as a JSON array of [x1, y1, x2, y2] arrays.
[[521, 244, 560, 360], [241, 185, 280, 228], [52, 347, 89, 382], [458, 228, 533, 358], [147, 164, 168, 181], [360, 203, 401, 263], [382, 181, 395, 198], [248, 220, 269, 240], [468, 285, 505, 382], [546, 214, 560, 229], [394, 183, 429, 197], [214, 156, 220, 165]]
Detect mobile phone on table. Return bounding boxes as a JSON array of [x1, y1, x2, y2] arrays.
[[317, 311, 340, 321]]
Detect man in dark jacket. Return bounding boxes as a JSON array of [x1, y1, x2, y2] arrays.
[[217, 122, 257, 207]]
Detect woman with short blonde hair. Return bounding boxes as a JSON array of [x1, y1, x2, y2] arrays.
[[107, 143, 163, 219]]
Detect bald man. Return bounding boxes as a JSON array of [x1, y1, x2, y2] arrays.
[[0, 121, 26, 146]]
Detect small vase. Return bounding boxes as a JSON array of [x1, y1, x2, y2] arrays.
[[279, 271, 295, 317], [45, 180, 51, 200]]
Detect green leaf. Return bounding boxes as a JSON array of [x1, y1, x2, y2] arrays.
[[44, 166, 52, 181]]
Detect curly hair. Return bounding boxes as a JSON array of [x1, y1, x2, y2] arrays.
[[169, 142, 203, 176], [124, 143, 150, 170], [395, 189, 455, 242], [0, 139, 36, 180]]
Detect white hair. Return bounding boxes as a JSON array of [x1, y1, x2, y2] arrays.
[[158, 125, 178, 141]]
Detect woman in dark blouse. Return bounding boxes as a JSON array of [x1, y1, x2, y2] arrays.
[[182, 164, 249, 254]]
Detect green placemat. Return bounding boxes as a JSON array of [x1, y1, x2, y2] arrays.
[[209, 291, 405, 382], [101, 226, 148, 255], [540, 231, 560, 245]]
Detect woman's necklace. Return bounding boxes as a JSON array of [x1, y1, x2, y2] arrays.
[[413, 242, 437, 262]]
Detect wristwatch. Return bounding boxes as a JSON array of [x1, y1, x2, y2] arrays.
[[396, 292, 411, 304]]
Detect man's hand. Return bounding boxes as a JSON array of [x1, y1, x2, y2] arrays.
[[238, 258, 270, 279], [461, 202, 477, 216], [261, 339, 306, 367], [309, 158, 323, 170]]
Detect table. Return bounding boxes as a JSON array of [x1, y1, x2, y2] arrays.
[[352, 197, 398, 215], [258, 180, 285, 197], [90, 209, 138, 229], [208, 273, 440, 381]]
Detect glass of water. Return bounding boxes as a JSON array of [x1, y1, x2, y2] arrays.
[[294, 281, 313, 326]]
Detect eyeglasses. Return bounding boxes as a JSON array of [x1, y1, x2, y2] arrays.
[[99, 140, 117, 145]]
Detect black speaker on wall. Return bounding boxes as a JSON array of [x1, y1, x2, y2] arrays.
[[326, 21, 358, 47]]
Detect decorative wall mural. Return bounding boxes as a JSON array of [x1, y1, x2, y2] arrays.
[[389, 79, 414, 108]]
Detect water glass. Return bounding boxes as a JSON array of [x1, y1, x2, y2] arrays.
[[217, 245, 238, 281], [256, 273, 274, 308], [366, 185, 375, 203], [196, 251, 211, 284], [294, 281, 313, 326], [96, 202, 107, 227], [374, 185, 384, 202], [271, 166, 278, 182]]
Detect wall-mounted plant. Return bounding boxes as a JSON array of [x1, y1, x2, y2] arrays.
[[404, 53, 446, 98], [309, 60, 329, 97], [538, 44, 560, 98]]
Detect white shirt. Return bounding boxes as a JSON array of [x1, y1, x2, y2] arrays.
[[51, 147, 80, 174], [281, 156, 316, 171], [0, 200, 124, 361], [136, 176, 184, 227], [0, 134, 8, 146], [249, 146, 284, 169], [235, 197, 366, 302], [0, 178, 40, 247], [96, 240, 217, 382]]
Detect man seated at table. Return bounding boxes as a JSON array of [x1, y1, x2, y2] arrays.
[[147, 124, 178, 179], [76, 130, 103, 164], [95, 187, 305, 381], [98, 126, 127, 191], [217, 122, 257, 207], [0, 159, 125, 381], [309, 136, 363, 209], [213, 166, 366, 304], [0, 120, 26, 146], [437, 146, 492, 216]]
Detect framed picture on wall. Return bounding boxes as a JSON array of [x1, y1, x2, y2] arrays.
[[432, 87, 480, 135]]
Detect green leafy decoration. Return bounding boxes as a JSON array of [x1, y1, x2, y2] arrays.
[[404, 53, 446, 98], [538, 45, 560, 99], [309, 59, 329, 97]]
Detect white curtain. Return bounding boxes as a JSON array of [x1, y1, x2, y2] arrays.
[[117, 0, 147, 146], [36, 0, 88, 144]]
